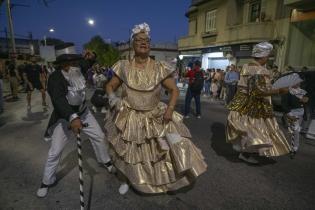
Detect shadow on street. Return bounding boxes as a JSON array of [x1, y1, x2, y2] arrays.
[[210, 122, 277, 166], [56, 139, 99, 210], [22, 110, 49, 123], [0, 115, 9, 127], [210, 122, 239, 162]]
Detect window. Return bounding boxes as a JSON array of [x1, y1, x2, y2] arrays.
[[249, 0, 261, 22], [205, 10, 217, 33]]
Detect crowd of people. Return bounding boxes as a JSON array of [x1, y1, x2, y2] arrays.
[[181, 64, 241, 104], [0, 52, 115, 115], [0, 59, 54, 113], [181, 62, 241, 119]]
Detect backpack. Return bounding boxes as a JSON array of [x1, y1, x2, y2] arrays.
[[190, 71, 204, 93]]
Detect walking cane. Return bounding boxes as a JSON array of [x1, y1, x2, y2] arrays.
[[74, 123, 88, 210]]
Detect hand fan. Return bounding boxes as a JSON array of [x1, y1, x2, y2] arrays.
[[272, 73, 303, 89]]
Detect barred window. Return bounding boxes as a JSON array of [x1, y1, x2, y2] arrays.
[[205, 10, 217, 33], [249, 0, 261, 22]]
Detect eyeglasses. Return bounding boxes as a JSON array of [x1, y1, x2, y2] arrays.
[[134, 38, 151, 44]]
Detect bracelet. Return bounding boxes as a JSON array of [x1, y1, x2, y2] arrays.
[[168, 105, 175, 110]]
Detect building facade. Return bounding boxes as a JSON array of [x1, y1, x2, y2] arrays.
[[0, 37, 40, 58], [178, 0, 315, 71]]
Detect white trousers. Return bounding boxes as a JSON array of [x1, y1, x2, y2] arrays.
[[42, 109, 110, 185], [288, 109, 304, 152]]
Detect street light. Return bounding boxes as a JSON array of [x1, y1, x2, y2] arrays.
[[88, 18, 95, 26], [44, 28, 55, 46]]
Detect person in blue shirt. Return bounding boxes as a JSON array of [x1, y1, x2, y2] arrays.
[[224, 64, 239, 104]]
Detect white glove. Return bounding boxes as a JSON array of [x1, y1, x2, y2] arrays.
[[108, 93, 121, 110]]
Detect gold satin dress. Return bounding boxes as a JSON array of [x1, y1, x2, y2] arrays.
[[105, 59, 207, 194], [226, 61, 291, 157]]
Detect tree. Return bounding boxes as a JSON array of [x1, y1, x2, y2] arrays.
[[84, 35, 120, 67]]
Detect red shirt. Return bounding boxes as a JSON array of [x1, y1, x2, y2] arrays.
[[185, 67, 203, 85]]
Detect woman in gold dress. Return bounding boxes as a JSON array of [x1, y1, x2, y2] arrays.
[[226, 42, 291, 164], [105, 23, 207, 194]]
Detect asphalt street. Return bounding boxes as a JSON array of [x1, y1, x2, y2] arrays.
[[1, 88, 315, 210]]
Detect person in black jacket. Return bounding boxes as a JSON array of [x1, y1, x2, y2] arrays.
[[36, 53, 114, 198], [282, 74, 309, 156]]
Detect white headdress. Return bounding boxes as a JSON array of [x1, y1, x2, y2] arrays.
[[252, 42, 273, 58], [130, 22, 150, 41]]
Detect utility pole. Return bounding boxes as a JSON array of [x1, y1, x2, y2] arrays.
[[6, 0, 16, 60], [4, 27, 9, 54], [128, 29, 132, 61]]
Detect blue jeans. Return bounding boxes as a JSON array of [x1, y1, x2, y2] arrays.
[[226, 84, 237, 104], [204, 81, 211, 95], [184, 88, 201, 116]]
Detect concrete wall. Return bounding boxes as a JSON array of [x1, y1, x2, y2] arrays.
[[179, 0, 281, 50], [285, 24, 315, 67]]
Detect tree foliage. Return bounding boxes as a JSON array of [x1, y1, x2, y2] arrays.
[[84, 36, 120, 67]]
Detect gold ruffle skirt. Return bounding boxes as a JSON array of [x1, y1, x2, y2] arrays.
[[104, 102, 207, 194], [226, 111, 291, 157]]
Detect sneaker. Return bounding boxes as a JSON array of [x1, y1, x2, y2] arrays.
[[196, 115, 201, 119], [104, 161, 116, 174], [36, 183, 49, 198], [118, 183, 129, 195], [238, 153, 258, 164], [184, 115, 190, 119]]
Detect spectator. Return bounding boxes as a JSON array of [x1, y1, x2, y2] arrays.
[[40, 65, 48, 90], [47, 62, 55, 76], [184, 60, 204, 119], [80, 50, 97, 79], [17, 62, 26, 88], [24, 61, 47, 110], [225, 64, 239, 104], [211, 79, 219, 100], [218, 70, 226, 101], [204, 69, 211, 96], [93, 66, 107, 89], [7, 61, 20, 100]]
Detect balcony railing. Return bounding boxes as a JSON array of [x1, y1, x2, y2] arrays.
[[224, 21, 275, 43], [284, 0, 315, 11], [178, 35, 202, 50]]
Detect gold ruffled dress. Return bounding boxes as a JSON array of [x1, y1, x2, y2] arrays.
[[226, 61, 291, 157], [105, 59, 207, 194]]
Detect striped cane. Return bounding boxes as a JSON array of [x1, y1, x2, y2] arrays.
[[76, 132, 85, 210], [287, 116, 297, 158], [72, 123, 88, 210]]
